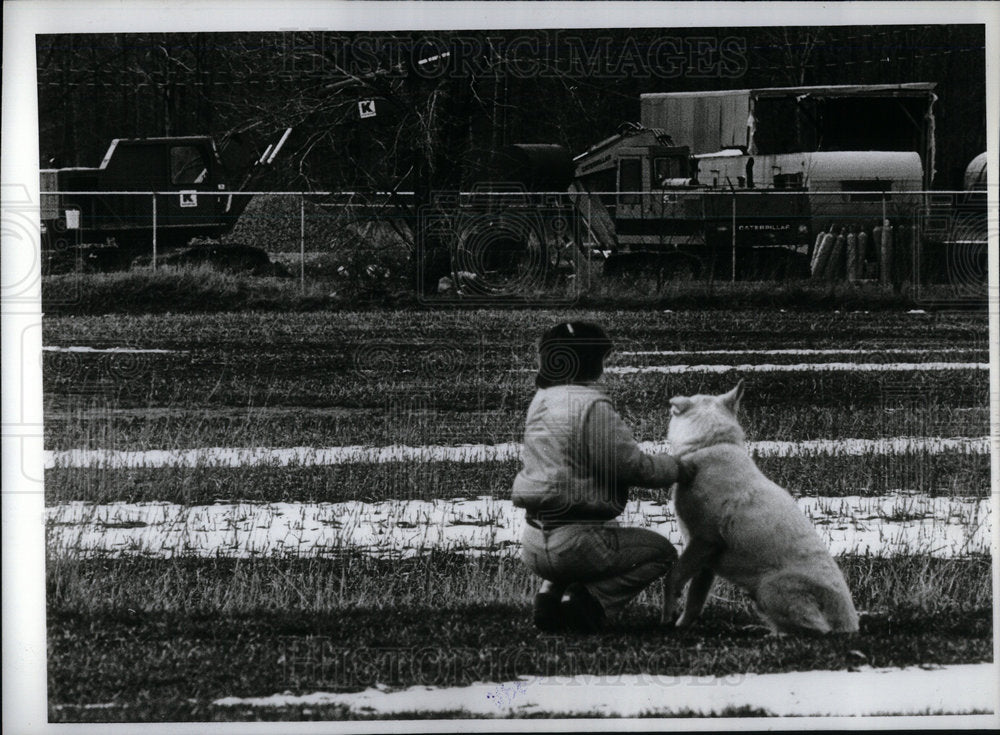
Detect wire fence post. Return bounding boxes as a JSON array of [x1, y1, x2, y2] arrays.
[[587, 193, 592, 279], [731, 192, 737, 282], [880, 191, 889, 286], [299, 195, 306, 293], [151, 193, 157, 271]]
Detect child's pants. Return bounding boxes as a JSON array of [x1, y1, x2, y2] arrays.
[[520, 520, 677, 617]]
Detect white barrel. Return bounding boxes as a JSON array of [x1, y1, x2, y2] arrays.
[[810, 229, 827, 273], [846, 231, 860, 281], [812, 232, 835, 278], [826, 231, 847, 280]]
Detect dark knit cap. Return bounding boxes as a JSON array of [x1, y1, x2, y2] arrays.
[[536, 321, 614, 389]]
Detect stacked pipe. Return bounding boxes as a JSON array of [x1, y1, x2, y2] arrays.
[[876, 221, 893, 285], [811, 221, 896, 283], [810, 227, 836, 278], [845, 226, 861, 281]]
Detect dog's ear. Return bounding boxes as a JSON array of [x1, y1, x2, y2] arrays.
[[670, 396, 694, 416], [721, 380, 744, 414]]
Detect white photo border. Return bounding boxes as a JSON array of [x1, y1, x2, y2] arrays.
[[3, 2, 998, 733]]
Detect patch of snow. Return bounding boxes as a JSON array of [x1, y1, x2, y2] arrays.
[[43, 436, 989, 470], [45, 493, 990, 559], [606, 362, 988, 374], [44, 443, 523, 468], [50, 702, 121, 710], [210, 664, 997, 717], [616, 348, 979, 356], [738, 436, 989, 458], [43, 346, 182, 354]]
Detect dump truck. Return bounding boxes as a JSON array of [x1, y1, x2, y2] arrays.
[[40, 128, 291, 270], [569, 124, 812, 278], [564, 83, 938, 278]]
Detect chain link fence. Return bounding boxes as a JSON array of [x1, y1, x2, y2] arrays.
[[40, 188, 989, 302]]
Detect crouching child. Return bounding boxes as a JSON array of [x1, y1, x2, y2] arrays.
[[512, 321, 689, 632]]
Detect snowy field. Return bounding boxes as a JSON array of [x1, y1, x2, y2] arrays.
[[42, 309, 994, 722]]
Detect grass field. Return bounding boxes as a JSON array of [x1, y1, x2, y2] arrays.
[[41, 307, 993, 721], [41, 265, 990, 315]]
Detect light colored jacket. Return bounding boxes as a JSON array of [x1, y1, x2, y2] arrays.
[[511, 384, 679, 524]]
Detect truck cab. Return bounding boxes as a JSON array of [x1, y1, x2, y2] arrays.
[[572, 124, 810, 257], [40, 130, 288, 264]]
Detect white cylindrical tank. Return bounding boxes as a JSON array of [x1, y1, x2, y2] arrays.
[[963, 152, 987, 191]]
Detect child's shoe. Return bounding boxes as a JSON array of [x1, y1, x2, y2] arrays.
[[561, 583, 606, 633], [533, 591, 564, 632]]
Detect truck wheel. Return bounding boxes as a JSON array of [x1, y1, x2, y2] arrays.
[[453, 220, 548, 297], [603, 252, 700, 293]]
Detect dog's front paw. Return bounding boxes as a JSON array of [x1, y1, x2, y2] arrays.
[[674, 613, 696, 629], [660, 600, 674, 623], [660, 601, 681, 627]]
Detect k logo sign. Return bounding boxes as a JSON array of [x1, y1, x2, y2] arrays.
[[179, 191, 198, 208], [358, 100, 376, 119]]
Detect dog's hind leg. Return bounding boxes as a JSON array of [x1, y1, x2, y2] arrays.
[[754, 572, 844, 635], [814, 574, 860, 633], [676, 568, 715, 628]]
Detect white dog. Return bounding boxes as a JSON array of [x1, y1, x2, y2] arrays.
[[663, 381, 859, 634]]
